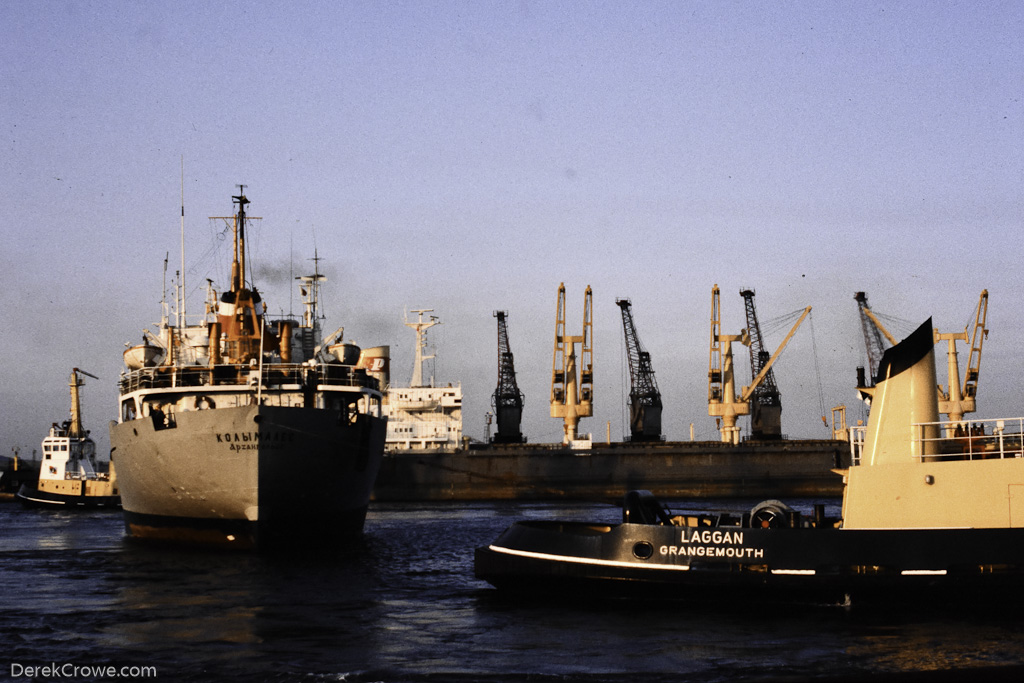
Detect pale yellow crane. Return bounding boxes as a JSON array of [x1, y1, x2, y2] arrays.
[[550, 283, 593, 445], [707, 285, 810, 444]]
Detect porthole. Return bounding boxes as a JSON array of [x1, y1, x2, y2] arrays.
[[632, 541, 654, 560]]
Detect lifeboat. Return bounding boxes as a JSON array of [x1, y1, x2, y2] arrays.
[[123, 343, 165, 370]]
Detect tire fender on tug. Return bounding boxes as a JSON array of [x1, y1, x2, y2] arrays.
[[750, 499, 793, 528]]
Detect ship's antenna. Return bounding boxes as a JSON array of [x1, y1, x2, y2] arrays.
[[179, 156, 186, 327], [289, 222, 295, 318], [161, 252, 169, 327], [310, 223, 323, 323], [311, 248, 324, 334]]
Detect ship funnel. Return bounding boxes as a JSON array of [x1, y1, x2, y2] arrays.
[[358, 346, 391, 391], [279, 320, 293, 363], [861, 318, 940, 466]]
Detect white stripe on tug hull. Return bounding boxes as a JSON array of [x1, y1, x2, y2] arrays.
[[487, 544, 692, 571]]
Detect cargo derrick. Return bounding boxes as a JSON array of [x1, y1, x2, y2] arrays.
[[550, 283, 593, 446], [935, 289, 988, 430], [709, 284, 810, 444], [491, 311, 525, 444], [616, 299, 662, 441], [740, 288, 782, 440], [962, 290, 989, 407]]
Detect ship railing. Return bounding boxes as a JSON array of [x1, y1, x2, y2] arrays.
[[119, 362, 379, 394], [913, 417, 1024, 461], [849, 426, 866, 466], [62, 472, 111, 482], [848, 419, 1024, 466]]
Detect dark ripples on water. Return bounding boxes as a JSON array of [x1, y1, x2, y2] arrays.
[[2, 500, 1024, 682]]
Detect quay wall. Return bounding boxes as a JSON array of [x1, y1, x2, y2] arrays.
[[372, 439, 849, 502]]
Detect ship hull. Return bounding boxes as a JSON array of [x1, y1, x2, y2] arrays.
[[109, 403, 386, 549], [16, 484, 121, 509], [476, 518, 1024, 604]]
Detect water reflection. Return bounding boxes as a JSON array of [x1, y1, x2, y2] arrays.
[[844, 615, 1024, 674], [3, 502, 1024, 681]]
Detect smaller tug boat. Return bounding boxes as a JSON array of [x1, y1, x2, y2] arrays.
[[476, 317, 1024, 604], [17, 369, 120, 509]]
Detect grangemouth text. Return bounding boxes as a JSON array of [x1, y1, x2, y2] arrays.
[[659, 527, 765, 559], [660, 545, 765, 558]]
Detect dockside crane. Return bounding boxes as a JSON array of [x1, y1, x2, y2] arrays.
[[616, 298, 663, 442], [491, 310, 525, 444], [854, 291, 897, 389], [740, 288, 783, 440], [708, 284, 810, 444], [551, 283, 593, 446]]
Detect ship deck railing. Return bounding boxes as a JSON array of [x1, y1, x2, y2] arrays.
[[849, 417, 1024, 465], [119, 362, 380, 394], [60, 472, 112, 482]]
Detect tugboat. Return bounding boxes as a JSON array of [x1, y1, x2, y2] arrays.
[[109, 188, 387, 549], [17, 369, 120, 508], [476, 317, 1024, 603]]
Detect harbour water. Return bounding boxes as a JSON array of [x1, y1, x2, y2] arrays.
[[2, 500, 1024, 682]]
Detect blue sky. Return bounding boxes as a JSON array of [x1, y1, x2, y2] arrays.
[[2, 1, 1021, 456]]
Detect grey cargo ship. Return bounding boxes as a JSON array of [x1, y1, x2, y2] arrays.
[[109, 189, 387, 549]]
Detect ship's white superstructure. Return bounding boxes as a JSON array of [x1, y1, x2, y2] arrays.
[[385, 309, 463, 452]]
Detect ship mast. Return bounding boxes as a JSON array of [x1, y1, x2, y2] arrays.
[[231, 185, 248, 292], [214, 187, 271, 365], [68, 368, 98, 439], [406, 309, 440, 388], [298, 251, 326, 331], [179, 157, 186, 328]]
